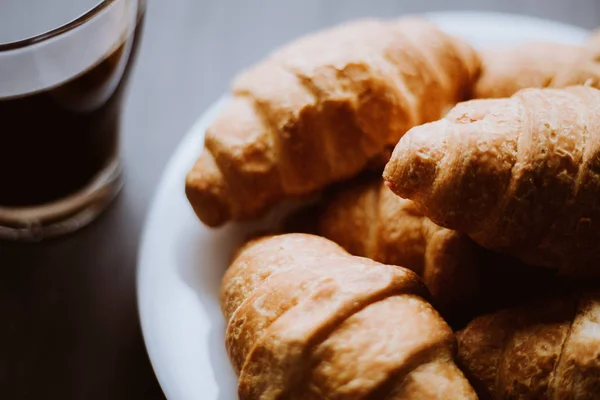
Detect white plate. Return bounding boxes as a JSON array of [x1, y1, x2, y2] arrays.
[[137, 11, 589, 400]]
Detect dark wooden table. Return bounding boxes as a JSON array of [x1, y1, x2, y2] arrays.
[[1, 1, 599, 399]]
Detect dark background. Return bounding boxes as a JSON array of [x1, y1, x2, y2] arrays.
[[1, 0, 599, 399]]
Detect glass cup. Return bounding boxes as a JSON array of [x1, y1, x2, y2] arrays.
[[0, 0, 146, 241]]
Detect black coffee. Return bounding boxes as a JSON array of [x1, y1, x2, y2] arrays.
[[0, 10, 145, 207]]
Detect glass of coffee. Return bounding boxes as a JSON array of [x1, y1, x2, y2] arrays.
[[0, 0, 145, 241]]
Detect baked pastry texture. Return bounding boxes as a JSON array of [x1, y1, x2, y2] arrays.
[[286, 176, 481, 313], [384, 85, 600, 276], [221, 233, 477, 400], [186, 17, 480, 227], [475, 31, 600, 98], [457, 291, 600, 399]]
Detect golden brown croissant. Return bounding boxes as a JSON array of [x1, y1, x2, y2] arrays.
[[475, 31, 600, 99], [221, 233, 477, 399], [285, 176, 481, 313], [474, 42, 583, 98], [457, 291, 600, 399], [384, 85, 600, 276], [186, 17, 480, 227], [551, 31, 600, 89]]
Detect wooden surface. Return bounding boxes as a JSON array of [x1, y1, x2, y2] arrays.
[[1, 1, 599, 399]]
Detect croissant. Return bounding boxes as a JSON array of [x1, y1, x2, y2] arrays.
[[384, 85, 600, 276], [587, 29, 600, 57], [457, 291, 600, 399], [475, 31, 600, 98], [186, 17, 480, 227], [551, 58, 600, 90], [221, 233, 477, 399], [551, 30, 600, 89], [474, 42, 583, 98], [285, 176, 481, 313]]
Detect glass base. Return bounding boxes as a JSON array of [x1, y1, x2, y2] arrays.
[[0, 159, 123, 242]]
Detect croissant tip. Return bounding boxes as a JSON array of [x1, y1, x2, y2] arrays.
[[185, 179, 231, 228]]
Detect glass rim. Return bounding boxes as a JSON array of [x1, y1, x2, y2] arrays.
[[0, 0, 119, 52]]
